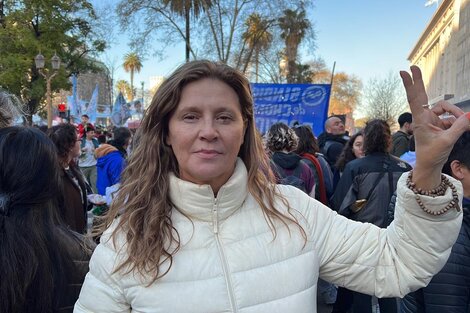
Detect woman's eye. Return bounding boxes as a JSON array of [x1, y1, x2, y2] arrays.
[[217, 115, 233, 122], [183, 114, 197, 121]]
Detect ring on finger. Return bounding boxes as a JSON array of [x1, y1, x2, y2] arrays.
[[422, 104, 430, 109]]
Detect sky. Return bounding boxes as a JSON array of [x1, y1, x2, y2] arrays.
[[104, 0, 439, 89]]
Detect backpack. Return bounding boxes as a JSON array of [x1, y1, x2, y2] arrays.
[[321, 140, 340, 167], [271, 159, 308, 193]]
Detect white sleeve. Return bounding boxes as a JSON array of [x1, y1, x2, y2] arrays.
[[74, 235, 130, 312], [310, 172, 463, 298]]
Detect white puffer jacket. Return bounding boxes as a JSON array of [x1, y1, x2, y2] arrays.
[[75, 159, 463, 313]]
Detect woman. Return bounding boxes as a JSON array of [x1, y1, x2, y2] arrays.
[[293, 124, 333, 205], [76, 62, 467, 313], [331, 119, 413, 313], [330, 131, 365, 312], [401, 131, 470, 313], [266, 122, 316, 196], [0, 126, 92, 312], [335, 131, 364, 173], [48, 123, 89, 233]]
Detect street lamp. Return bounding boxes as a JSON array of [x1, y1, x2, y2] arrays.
[[35, 52, 61, 128]]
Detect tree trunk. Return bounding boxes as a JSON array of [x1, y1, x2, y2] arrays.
[[26, 99, 38, 126], [255, 49, 259, 83], [130, 70, 134, 101], [185, 3, 190, 62], [0, 0, 4, 26]]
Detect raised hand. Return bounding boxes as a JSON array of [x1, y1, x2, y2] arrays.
[[400, 65, 470, 189]]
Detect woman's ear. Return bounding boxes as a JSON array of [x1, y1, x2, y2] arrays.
[[450, 160, 465, 180]]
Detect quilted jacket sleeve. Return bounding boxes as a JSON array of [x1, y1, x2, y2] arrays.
[[74, 227, 130, 313], [308, 172, 463, 298]]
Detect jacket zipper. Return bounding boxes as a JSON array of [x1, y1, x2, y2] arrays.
[[212, 197, 237, 312]]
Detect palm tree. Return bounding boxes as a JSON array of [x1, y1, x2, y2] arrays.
[[123, 52, 142, 101], [278, 5, 311, 83], [162, 0, 212, 62], [242, 14, 273, 82], [115, 79, 132, 102]]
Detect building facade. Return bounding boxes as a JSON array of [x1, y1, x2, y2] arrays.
[[409, 0, 470, 111]]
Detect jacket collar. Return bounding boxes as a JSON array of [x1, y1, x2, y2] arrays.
[[169, 158, 248, 222]]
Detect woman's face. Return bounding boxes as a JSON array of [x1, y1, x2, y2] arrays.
[[352, 135, 364, 158], [70, 133, 81, 159], [167, 78, 246, 193]]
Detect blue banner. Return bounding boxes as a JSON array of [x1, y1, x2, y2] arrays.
[[251, 83, 331, 136]]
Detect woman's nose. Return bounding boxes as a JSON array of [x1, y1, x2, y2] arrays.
[[198, 121, 218, 141]]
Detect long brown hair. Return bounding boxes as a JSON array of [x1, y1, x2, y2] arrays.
[[102, 60, 306, 283]]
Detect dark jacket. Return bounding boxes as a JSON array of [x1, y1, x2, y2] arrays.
[[95, 144, 126, 195], [59, 165, 89, 233], [316, 153, 334, 198], [271, 151, 315, 194], [391, 130, 410, 157], [400, 198, 470, 313], [331, 152, 412, 227], [317, 132, 349, 167], [56, 230, 95, 312]]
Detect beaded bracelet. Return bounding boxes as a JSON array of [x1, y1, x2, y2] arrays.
[[406, 171, 461, 215]]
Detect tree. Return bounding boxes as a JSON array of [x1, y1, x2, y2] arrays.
[[308, 58, 362, 116], [359, 72, 407, 127], [115, 80, 132, 101], [161, 0, 212, 62], [240, 13, 273, 82], [123, 52, 142, 101], [116, 0, 313, 67], [278, 4, 311, 83], [0, 0, 106, 124]]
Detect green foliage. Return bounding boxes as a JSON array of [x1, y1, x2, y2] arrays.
[[122, 52, 142, 101], [239, 13, 273, 81], [278, 4, 311, 83], [115, 79, 132, 102], [116, 0, 313, 71], [0, 0, 106, 123]]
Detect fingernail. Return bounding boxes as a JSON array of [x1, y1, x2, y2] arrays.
[[466, 112, 470, 120]]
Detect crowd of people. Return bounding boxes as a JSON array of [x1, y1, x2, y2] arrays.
[[0, 61, 469, 313]]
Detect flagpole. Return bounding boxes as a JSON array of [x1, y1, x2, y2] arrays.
[[327, 61, 336, 114]]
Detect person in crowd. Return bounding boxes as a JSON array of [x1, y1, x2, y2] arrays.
[[317, 116, 350, 167], [75, 62, 467, 313], [48, 123, 90, 233], [290, 124, 338, 307], [400, 131, 470, 313], [293, 124, 333, 205], [400, 135, 416, 168], [266, 122, 316, 196], [0, 90, 22, 128], [95, 126, 131, 195], [0, 126, 93, 313], [97, 133, 107, 145], [330, 131, 365, 312], [334, 131, 365, 174], [79, 123, 99, 193], [391, 112, 413, 157], [78, 114, 91, 139], [331, 119, 412, 313]]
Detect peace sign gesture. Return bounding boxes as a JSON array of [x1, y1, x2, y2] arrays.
[[400, 66, 470, 189]]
